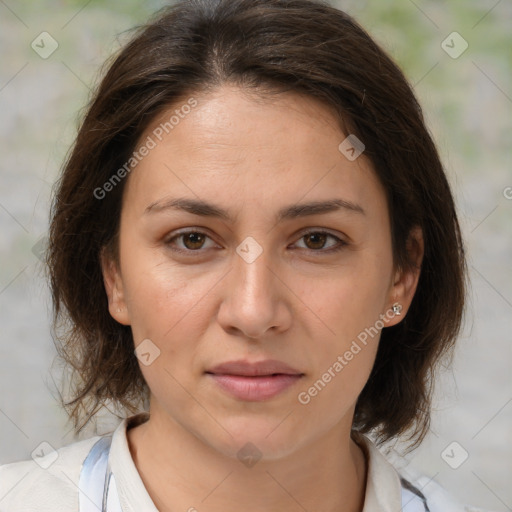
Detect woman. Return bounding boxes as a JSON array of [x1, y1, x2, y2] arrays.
[[0, 0, 480, 510]]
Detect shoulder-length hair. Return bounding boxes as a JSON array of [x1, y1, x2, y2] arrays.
[[48, 0, 466, 448]]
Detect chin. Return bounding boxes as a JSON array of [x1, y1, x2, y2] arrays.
[[203, 414, 308, 462]]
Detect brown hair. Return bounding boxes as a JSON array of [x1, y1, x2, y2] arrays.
[[47, 0, 467, 448]]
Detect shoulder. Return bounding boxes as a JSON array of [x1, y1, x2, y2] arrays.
[[0, 434, 102, 512], [400, 471, 498, 512], [354, 431, 496, 512]]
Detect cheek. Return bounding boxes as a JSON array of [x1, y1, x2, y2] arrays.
[[294, 253, 390, 395], [302, 258, 391, 338], [305, 285, 382, 394], [295, 270, 385, 414], [295, 337, 378, 440], [120, 245, 203, 342], [123, 256, 214, 399]]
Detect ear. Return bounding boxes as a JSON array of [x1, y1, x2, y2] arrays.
[[100, 246, 131, 325], [384, 226, 424, 327]]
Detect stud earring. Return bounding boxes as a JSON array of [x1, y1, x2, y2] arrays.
[[392, 303, 402, 316], [117, 307, 123, 313]]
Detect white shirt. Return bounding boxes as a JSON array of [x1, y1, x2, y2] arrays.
[[0, 413, 489, 511]]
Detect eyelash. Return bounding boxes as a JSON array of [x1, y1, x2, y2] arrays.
[[164, 229, 348, 256]]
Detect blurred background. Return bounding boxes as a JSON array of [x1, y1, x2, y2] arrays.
[[0, 0, 510, 510]]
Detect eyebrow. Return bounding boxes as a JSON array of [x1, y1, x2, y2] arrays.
[[144, 196, 365, 222]]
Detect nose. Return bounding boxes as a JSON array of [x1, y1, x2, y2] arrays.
[[216, 243, 292, 340]]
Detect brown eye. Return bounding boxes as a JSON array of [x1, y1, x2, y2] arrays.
[[182, 232, 206, 250], [294, 231, 347, 253], [165, 229, 347, 257], [303, 232, 329, 250], [165, 230, 217, 254]]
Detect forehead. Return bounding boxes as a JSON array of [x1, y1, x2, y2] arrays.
[[122, 85, 387, 221]]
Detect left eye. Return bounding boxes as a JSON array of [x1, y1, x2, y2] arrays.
[[293, 231, 346, 252], [165, 230, 346, 254]]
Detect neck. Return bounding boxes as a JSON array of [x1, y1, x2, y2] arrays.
[[127, 404, 367, 512]]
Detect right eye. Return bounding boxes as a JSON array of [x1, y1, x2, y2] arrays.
[[164, 229, 219, 255]]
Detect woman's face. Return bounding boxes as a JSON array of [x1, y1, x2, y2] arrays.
[[102, 84, 421, 460]]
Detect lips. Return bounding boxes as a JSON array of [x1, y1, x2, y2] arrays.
[[205, 359, 304, 401], [206, 359, 303, 377]]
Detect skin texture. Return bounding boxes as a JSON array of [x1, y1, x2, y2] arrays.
[[101, 84, 424, 512]]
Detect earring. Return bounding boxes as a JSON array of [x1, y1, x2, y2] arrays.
[[117, 307, 123, 313], [392, 303, 402, 316]]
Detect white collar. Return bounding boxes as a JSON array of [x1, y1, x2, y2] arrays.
[[107, 413, 422, 512]]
